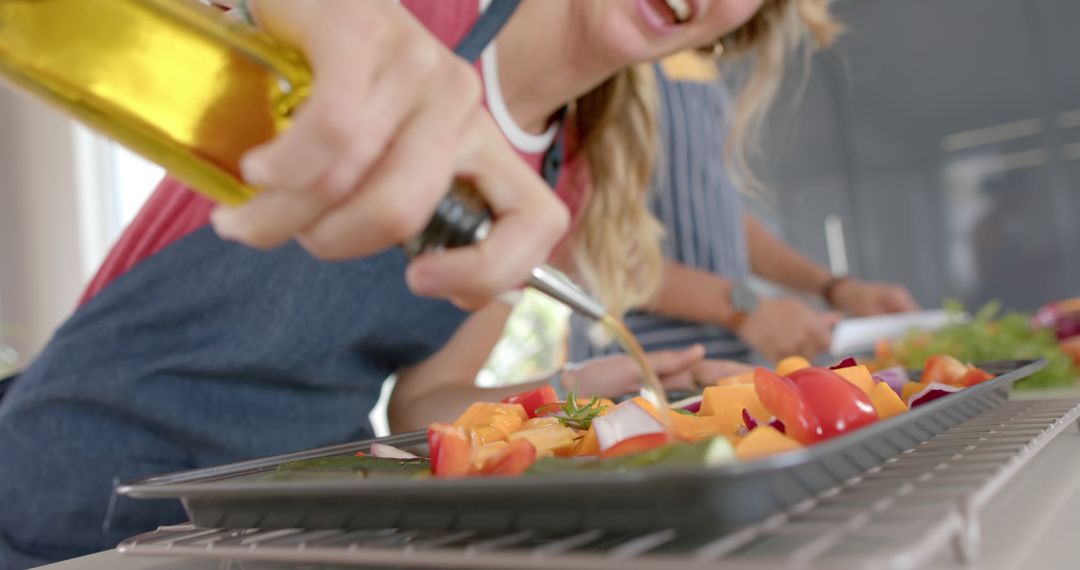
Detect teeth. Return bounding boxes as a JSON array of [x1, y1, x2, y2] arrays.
[[665, 0, 691, 22]]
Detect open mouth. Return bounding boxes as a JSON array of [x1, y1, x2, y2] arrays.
[[645, 0, 694, 25]]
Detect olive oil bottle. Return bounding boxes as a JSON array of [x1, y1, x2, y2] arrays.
[[0, 0, 309, 205]]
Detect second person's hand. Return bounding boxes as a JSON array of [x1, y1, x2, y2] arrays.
[[829, 278, 920, 316], [736, 297, 839, 363]]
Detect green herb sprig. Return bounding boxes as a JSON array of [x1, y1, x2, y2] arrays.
[[555, 384, 608, 431]]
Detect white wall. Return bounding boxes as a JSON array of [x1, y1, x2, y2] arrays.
[[0, 89, 87, 368]]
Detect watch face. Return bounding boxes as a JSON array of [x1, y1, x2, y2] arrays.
[[731, 283, 760, 313]]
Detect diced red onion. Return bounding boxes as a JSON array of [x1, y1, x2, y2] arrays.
[[906, 382, 962, 408], [670, 395, 703, 413], [830, 357, 859, 370], [369, 443, 419, 459], [873, 366, 910, 398], [742, 409, 786, 434], [741, 409, 758, 431], [592, 401, 666, 453]]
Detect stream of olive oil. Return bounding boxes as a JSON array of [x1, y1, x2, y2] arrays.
[[602, 315, 674, 431]]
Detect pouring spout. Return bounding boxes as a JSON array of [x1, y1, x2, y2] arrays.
[[526, 266, 607, 322]]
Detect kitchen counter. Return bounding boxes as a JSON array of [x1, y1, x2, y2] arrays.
[[37, 392, 1080, 570]]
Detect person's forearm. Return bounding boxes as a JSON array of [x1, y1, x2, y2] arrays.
[[389, 378, 552, 433], [745, 213, 833, 296], [644, 259, 737, 328]]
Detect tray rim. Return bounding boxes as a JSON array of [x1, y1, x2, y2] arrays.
[[117, 359, 1045, 499]]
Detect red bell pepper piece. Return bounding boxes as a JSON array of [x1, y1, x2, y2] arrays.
[[788, 368, 878, 441], [753, 368, 823, 445], [502, 385, 559, 418], [958, 366, 994, 387], [426, 423, 471, 478], [477, 439, 538, 476], [922, 355, 969, 385], [599, 433, 671, 459], [922, 355, 994, 387]]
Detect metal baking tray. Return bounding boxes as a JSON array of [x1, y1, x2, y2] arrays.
[[118, 359, 1045, 534]]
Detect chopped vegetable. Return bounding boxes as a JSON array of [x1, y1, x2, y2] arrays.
[[427, 423, 472, 478], [873, 366, 910, 397], [776, 355, 812, 377], [919, 355, 994, 387], [735, 426, 803, 460], [670, 394, 703, 413], [592, 400, 667, 453], [832, 365, 876, 395], [788, 367, 878, 441], [741, 409, 785, 434], [471, 441, 508, 467], [507, 423, 578, 457], [753, 368, 822, 445], [453, 403, 527, 446], [901, 381, 926, 403], [829, 357, 859, 370], [868, 382, 908, 420], [368, 443, 419, 459], [907, 383, 962, 408], [573, 425, 600, 457], [699, 384, 770, 437], [601, 433, 672, 459], [501, 385, 559, 419], [476, 439, 537, 476], [922, 355, 969, 384], [669, 411, 729, 441]]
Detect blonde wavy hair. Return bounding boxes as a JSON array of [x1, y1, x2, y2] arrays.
[[567, 0, 841, 320]]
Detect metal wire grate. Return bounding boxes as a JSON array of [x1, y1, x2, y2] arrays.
[[119, 399, 1080, 569]]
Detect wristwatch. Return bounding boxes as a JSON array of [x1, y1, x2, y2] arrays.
[[727, 281, 759, 331], [821, 275, 851, 309]]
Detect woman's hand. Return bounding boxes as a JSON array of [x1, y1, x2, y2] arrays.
[[690, 359, 752, 387], [564, 344, 707, 399], [829, 278, 920, 317], [211, 0, 568, 308], [737, 297, 839, 363]]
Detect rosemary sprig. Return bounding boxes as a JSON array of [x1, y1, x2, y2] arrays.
[[556, 384, 608, 431]]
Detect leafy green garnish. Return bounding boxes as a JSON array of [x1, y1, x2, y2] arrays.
[[554, 384, 608, 430], [672, 408, 696, 416], [884, 300, 1077, 389]]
